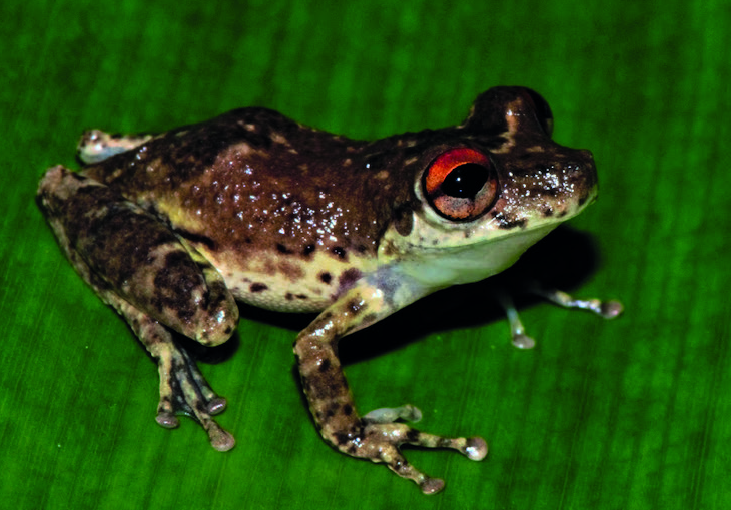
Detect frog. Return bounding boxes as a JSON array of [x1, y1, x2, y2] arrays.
[[37, 86, 621, 494]]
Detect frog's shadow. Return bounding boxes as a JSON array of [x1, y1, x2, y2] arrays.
[[188, 225, 603, 366]]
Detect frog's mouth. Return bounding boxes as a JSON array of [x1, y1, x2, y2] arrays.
[[486, 176, 599, 236]]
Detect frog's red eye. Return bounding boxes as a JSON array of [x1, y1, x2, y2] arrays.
[[423, 148, 499, 221]]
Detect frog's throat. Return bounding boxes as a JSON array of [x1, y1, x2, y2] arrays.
[[383, 223, 559, 289]]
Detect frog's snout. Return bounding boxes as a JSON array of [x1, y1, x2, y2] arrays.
[[571, 149, 596, 174], [567, 149, 597, 191]]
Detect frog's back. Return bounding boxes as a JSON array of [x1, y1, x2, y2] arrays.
[[79, 108, 408, 312]]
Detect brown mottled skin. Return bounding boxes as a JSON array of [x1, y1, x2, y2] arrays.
[[83, 107, 409, 260], [38, 86, 602, 494], [81, 88, 593, 266]]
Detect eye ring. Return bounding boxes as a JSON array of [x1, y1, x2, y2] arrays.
[[423, 148, 499, 221]]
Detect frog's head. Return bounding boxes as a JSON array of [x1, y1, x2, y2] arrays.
[[381, 86, 598, 288]]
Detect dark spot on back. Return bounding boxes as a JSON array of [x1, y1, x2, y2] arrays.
[[332, 246, 347, 259], [276, 243, 292, 254], [277, 260, 304, 280], [319, 272, 332, 284], [303, 244, 315, 256]]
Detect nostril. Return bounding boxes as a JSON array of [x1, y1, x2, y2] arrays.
[[564, 151, 596, 177], [564, 161, 584, 176]]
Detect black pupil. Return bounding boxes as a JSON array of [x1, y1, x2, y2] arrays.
[[441, 164, 489, 198]]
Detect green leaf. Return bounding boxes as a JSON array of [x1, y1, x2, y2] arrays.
[[2, 0, 730, 509]]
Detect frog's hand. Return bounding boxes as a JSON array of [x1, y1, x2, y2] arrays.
[[77, 130, 154, 165], [294, 284, 487, 495], [37, 165, 238, 451], [496, 287, 623, 350]]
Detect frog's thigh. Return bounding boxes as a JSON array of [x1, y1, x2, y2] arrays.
[[293, 286, 487, 494], [38, 165, 238, 346]]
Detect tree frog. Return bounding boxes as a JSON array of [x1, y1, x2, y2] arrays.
[[37, 87, 620, 494]]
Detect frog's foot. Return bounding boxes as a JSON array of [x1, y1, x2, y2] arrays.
[[497, 287, 623, 349], [121, 300, 236, 452], [154, 338, 234, 452], [77, 129, 153, 164], [364, 404, 422, 424], [345, 420, 488, 494], [535, 288, 624, 319], [497, 292, 537, 349]]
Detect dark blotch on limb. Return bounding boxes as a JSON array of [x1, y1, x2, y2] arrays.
[[318, 359, 331, 373], [347, 299, 366, 316], [338, 268, 362, 291]]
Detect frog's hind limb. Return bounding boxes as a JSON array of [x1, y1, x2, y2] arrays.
[[294, 285, 488, 494], [37, 165, 238, 451]]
